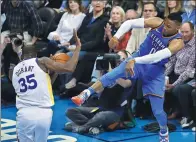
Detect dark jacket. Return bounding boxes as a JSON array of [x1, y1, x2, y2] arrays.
[[1, 0, 43, 37], [103, 23, 119, 53], [70, 12, 109, 52]]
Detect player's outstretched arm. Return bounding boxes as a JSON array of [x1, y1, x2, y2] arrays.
[[38, 29, 81, 73], [125, 39, 184, 76], [115, 17, 163, 39], [109, 17, 163, 48], [133, 38, 184, 64]]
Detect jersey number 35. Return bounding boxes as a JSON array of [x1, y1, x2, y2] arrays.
[[18, 74, 38, 93]]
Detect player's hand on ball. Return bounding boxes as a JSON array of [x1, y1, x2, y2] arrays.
[[73, 29, 81, 49], [125, 59, 135, 77], [108, 36, 119, 49]]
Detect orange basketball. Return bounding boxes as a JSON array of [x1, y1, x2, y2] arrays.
[[52, 53, 70, 64]]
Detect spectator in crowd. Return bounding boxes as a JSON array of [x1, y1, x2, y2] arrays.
[[65, 0, 108, 59], [164, 0, 183, 18], [65, 7, 136, 89], [1, 0, 43, 44], [80, 9, 137, 88], [126, 2, 157, 55], [59, 0, 108, 90], [115, 9, 139, 52], [174, 71, 196, 130], [182, 0, 196, 26], [1, 0, 43, 78], [47, 0, 86, 55], [65, 5, 124, 89], [165, 22, 195, 119], [136, 0, 156, 17], [125, 9, 139, 20], [64, 50, 134, 134], [1, 37, 18, 103], [104, 0, 137, 16], [104, 6, 126, 53], [59, 0, 90, 11]]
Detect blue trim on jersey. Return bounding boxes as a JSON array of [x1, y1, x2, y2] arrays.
[[136, 23, 182, 65]]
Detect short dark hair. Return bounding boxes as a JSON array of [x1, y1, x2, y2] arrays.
[[22, 46, 37, 59], [143, 2, 157, 12], [183, 21, 194, 32], [66, 0, 84, 13], [167, 12, 182, 24]]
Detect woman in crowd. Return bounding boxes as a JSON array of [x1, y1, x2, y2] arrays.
[[47, 0, 86, 55], [164, 0, 183, 17], [65, 6, 125, 89], [103, 6, 126, 52]]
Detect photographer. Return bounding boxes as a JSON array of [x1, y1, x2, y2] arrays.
[[1, 0, 43, 44], [2, 33, 23, 80], [1, 0, 43, 80], [65, 50, 136, 134], [1, 36, 21, 103]]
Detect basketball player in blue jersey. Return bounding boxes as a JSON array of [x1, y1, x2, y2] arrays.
[[8, 30, 81, 142], [71, 13, 183, 142]]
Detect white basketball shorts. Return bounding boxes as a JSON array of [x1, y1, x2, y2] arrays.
[[16, 107, 53, 142]]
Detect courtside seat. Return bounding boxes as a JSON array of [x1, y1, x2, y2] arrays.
[[35, 7, 57, 53], [35, 10, 65, 57], [49, 11, 65, 32]]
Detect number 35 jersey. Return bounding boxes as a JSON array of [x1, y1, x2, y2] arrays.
[[12, 58, 54, 109]]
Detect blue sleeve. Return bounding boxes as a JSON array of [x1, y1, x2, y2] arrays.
[[131, 51, 140, 58]]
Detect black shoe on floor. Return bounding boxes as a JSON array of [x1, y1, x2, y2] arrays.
[[181, 117, 194, 129]]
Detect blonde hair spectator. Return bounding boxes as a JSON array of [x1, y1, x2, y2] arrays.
[[110, 6, 125, 24], [164, 0, 182, 17]]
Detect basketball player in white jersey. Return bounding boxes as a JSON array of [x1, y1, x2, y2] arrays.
[[8, 30, 81, 142]]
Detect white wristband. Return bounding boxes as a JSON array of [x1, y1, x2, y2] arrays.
[[134, 48, 172, 64]]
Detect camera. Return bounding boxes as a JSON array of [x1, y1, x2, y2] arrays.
[[96, 53, 121, 71], [8, 33, 23, 47]]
